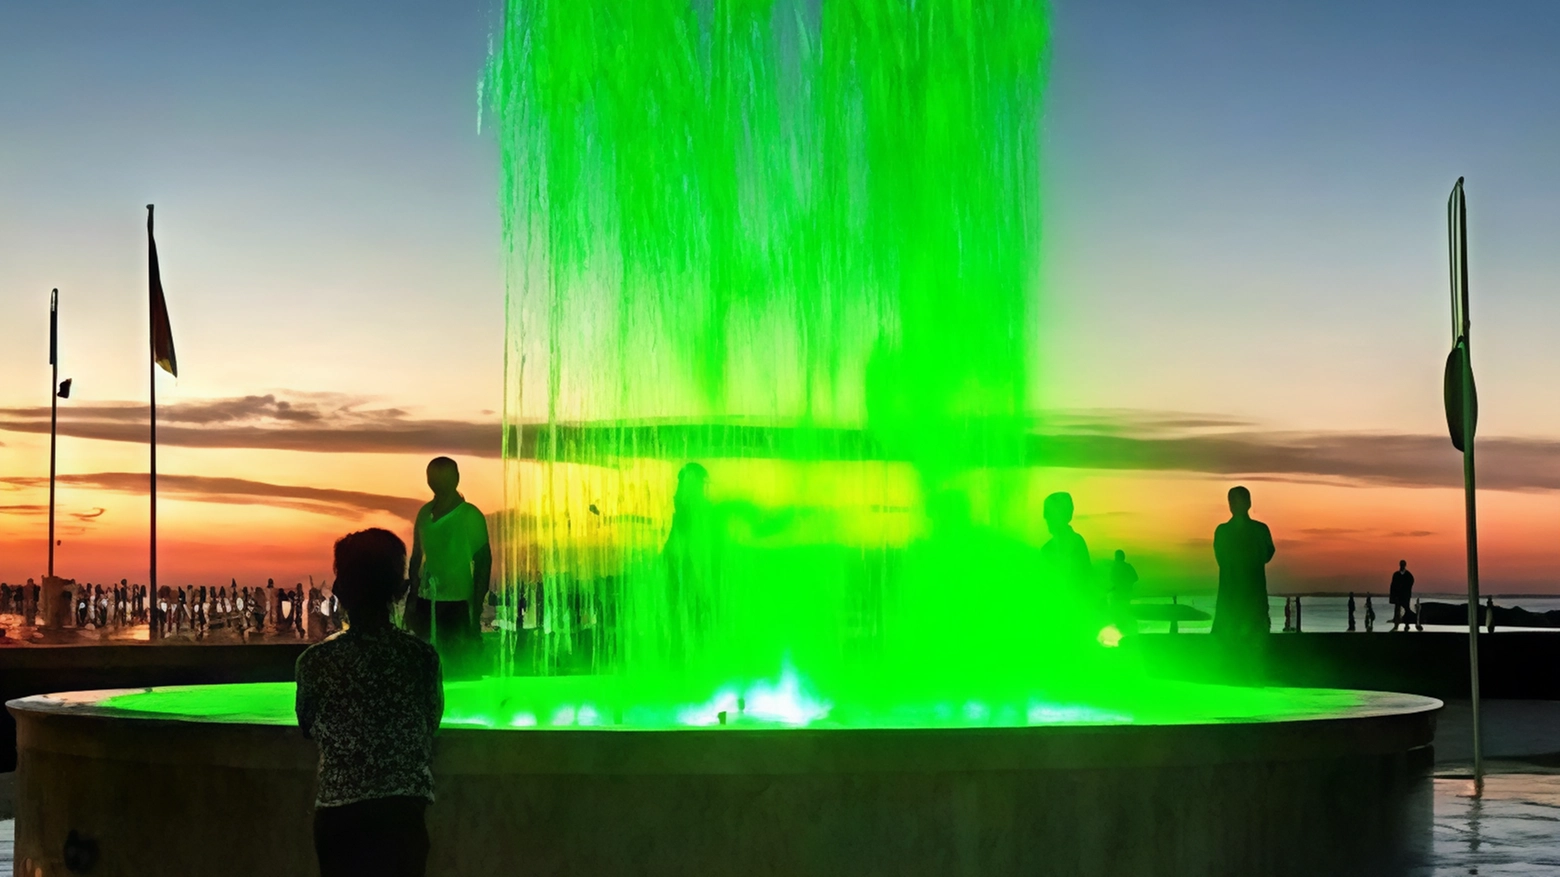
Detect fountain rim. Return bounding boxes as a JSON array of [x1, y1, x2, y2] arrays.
[[9, 686, 1440, 776]]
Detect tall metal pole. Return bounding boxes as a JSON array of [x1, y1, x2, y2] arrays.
[[48, 288, 59, 579], [1449, 178, 1481, 791], [149, 208, 159, 641]]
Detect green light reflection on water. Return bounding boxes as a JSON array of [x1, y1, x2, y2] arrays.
[[98, 677, 1378, 731]]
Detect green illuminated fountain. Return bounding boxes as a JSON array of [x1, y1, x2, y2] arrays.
[[487, 0, 1056, 707], [469, 0, 1292, 727]]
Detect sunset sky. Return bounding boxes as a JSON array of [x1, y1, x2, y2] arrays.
[[2, 0, 1558, 594]]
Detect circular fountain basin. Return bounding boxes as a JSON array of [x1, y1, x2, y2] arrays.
[[9, 679, 1438, 877]]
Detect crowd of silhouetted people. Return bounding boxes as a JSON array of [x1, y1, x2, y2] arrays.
[[0, 578, 41, 626], [0, 576, 344, 641]]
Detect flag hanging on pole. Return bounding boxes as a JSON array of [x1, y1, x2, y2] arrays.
[[148, 206, 178, 377]]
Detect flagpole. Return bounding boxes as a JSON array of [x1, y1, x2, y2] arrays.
[[49, 289, 60, 580], [148, 204, 159, 642]]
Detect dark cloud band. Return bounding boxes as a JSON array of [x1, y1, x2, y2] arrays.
[[2, 394, 1556, 493]]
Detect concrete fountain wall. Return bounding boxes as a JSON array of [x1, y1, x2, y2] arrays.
[[11, 687, 1437, 877]]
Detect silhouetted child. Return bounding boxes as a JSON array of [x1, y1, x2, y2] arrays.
[[1365, 595, 1376, 632], [297, 528, 443, 877]]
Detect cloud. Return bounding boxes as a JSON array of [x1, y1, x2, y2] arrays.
[[0, 393, 498, 457], [1027, 430, 1560, 493], [0, 504, 47, 516], [71, 508, 106, 521], [3, 395, 1557, 494], [0, 473, 420, 520]]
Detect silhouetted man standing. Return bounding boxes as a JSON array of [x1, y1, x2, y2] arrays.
[[1040, 492, 1098, 643], [1389, 560, 1414, 632], [408, 457, 491, 679], [1212, 485, 1275, 640]]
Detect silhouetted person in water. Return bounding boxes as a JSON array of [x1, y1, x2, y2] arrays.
[[1365, 595, 1376, 632], [297, 528, 442, 877], [1109, 549, 1138, 631], [1486, 596, 1496, 633], [1041, 492, 1098, 641], [408, 457, 491, 680], [1347, 593, 1357, 631], [1390, 561, 1414, 632], [1212, 486, 1275, 639], [665, 463, 718, 662]]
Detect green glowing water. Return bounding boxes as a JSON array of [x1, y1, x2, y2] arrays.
[[98, 680, 1390, 731], [481, 0, 1273, 722]]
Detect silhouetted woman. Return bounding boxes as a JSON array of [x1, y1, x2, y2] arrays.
[[296, 528, 443, 877]]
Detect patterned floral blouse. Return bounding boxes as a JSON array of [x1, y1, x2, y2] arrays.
[[296, 625, 444, 807]]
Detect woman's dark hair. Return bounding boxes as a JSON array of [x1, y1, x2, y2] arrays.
[[332, 528, 407, 616]]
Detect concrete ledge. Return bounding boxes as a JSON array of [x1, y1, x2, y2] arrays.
[[0, 642, 306, 773], [9, 686, 1440, 877]]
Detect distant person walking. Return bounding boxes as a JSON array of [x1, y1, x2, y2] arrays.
[[1389, 561, 1415, 632], [1109, 549, 1138, 631], [407, 457, 491, 680], [1365, 595, 1376, 632], [297, 528, 442, 877], [1347, 593, 1357, 631], [1211, 486, 1276, 639]]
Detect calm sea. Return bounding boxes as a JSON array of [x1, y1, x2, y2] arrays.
[[1131, 594, 1560, 634]]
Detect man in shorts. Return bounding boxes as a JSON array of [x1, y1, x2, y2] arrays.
[[407, 457, 491, 679]]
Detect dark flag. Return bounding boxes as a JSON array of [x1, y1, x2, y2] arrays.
[[148, 205, 178, 377], [57, 378, 72, 399]]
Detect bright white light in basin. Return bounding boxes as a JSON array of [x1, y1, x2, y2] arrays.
[[678, 657, 832, 727], [1026, 701, 1132, 725], [509, 712, 537, 727], [549, 705, 577, 726]]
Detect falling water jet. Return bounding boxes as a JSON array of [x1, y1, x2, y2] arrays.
[[489, 0, 1080, 718]]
